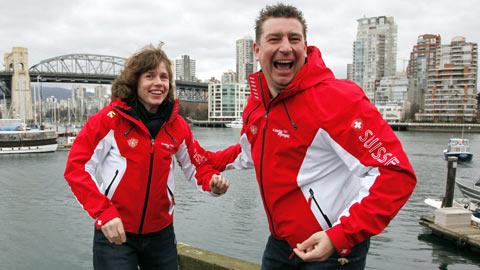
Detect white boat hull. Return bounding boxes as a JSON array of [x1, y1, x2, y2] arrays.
[[0, 143, 58, 154]]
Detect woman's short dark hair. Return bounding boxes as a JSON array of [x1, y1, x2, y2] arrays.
[[111, 45, 174, 103]]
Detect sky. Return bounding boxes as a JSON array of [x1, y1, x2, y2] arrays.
[[1, 0, 479, 81]]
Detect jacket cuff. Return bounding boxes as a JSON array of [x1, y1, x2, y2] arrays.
[[325, 225, 352, 257], [201, 171, 217, 192], [95, 205, 119, 229]]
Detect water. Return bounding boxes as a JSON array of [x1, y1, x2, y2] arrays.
[[1, 128, 479, 270]]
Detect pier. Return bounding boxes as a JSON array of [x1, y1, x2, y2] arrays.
[[178, 243, 260, 270], [389, 122, 480, 133], [419, 157, 480, 254]]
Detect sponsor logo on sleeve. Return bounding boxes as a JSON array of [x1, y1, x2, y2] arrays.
[[193, 149, 207, 164], [353, 119, 400, 166]]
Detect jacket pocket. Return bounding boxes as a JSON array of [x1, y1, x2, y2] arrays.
[[104, 169, 119, 196], [308, 188, 332, 228]]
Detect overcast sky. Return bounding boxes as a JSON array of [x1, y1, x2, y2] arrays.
[[1, 0, 479, 81]]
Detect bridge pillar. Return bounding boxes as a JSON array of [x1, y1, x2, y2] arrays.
[[4, 47, 33, 122]]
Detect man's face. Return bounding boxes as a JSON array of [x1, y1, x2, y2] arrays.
[[254, 17, 307, 96]]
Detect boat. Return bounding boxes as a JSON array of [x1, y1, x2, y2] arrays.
[[225, 119, 243, 128], [0, 119, 58, 154], [443, 138, 473, 162], [456, 177, 480, 203]]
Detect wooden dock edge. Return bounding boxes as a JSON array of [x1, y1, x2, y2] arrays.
[[177, 243, 260, 270], [419, 214, 480, 253]]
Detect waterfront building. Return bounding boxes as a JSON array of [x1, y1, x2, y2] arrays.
[[346, 64, 353, 81], [236, 36, 256, 83], [221, 70, 237, 84], [405, 34, 441, 120], [94, 85, 110, 109], [375, 73, 409, 121], [376, 73, 409, 105], [3, 47, 33, 122], [175, 54, 196, 81], [415, 37, 478, 123], [208, 81, 249, 121], [352, 16, 397, 100], [71, 85, 86, 123]]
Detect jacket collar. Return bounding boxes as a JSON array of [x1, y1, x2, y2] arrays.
[[111, 98, 179, 125], [248, 46, 335, 105]]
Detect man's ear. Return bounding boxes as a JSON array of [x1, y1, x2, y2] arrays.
[[253, 42, 260, 61], [304, 41, 308, 57]]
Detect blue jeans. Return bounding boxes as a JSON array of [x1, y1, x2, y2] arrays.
[[93, 224, 178, 270], [261, 235, 369, 270]]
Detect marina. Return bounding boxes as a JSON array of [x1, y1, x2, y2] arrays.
[[1, 129, 480, 269]]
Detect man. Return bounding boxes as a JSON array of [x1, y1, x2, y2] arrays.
[[225, 3, 416, 269]]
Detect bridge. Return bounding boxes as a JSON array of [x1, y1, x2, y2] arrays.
[[0, 53, 207, 102]]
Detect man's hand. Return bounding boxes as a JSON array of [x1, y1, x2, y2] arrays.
[[101, 217, 126, 245], [293, 231, 335, 261], [210, 174, 230, 195]]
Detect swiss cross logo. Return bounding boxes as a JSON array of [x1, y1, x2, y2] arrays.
[[352, 119, 363, 130], [250, 125, 258, 135], [127, 138, 139, 148]]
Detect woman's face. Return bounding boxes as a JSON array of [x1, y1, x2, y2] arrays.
[[137, 62, 170, 113]]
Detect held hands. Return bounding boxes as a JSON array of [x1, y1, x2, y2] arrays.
[[101, 217, 127, 245], [293, 231, 336, 262], [209, 174, 230, 195]]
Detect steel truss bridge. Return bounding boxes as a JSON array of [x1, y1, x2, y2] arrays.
[[0, 53, 207, 102]]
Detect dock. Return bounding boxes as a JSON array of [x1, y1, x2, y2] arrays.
[[419, 214, 480, 253], [419, 156, 480, 254], [178, 243, 260, 270]]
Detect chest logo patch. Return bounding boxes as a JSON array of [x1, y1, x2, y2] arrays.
[[127, 138, 139, 148], [250, 125, 258, 135], [107, 111, 116, 118]]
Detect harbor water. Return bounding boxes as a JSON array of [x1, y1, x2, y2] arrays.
[[1, 128, 479, 270]]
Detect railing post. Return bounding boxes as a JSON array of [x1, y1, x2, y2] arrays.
[[441, 157, 458, 208]]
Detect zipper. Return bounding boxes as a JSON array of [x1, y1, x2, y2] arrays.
[[309, 188, 332, 228], [282, 101, 297, 129], [104, 169, 119, 196], [167, 186, 175, 205], [138, 138, 155, 234], [258, 77, 277, 236]]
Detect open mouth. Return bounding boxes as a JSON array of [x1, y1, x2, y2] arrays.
[[149, 89, 165, 96], [273, 60, 294, 70]]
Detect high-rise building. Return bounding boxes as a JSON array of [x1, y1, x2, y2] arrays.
[[346, 64, 353, 81], [405, 34, 441, 119], [415, 37, 478, 123], [175, 55, 196, 81], [236, 36, 256, 83], [352, 16, 397, 100], [221, 70, 237, 84]]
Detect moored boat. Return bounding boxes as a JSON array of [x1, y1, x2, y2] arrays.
[[0, 119, 58, 154], [443, 138, 473, 162], [225, 119, 243, 128], [456, 177, 480, 203]]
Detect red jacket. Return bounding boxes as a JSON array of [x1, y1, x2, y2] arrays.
[[226, 46, 416, 255], [64, 99, 238, 234]]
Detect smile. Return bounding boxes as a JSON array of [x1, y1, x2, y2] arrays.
[[273, 60, 294, 69]]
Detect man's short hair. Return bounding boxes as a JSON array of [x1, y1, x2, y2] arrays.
[[255, 3, 307, 43]]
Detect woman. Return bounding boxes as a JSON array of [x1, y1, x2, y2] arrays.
[[64, 45, 238, 270]]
